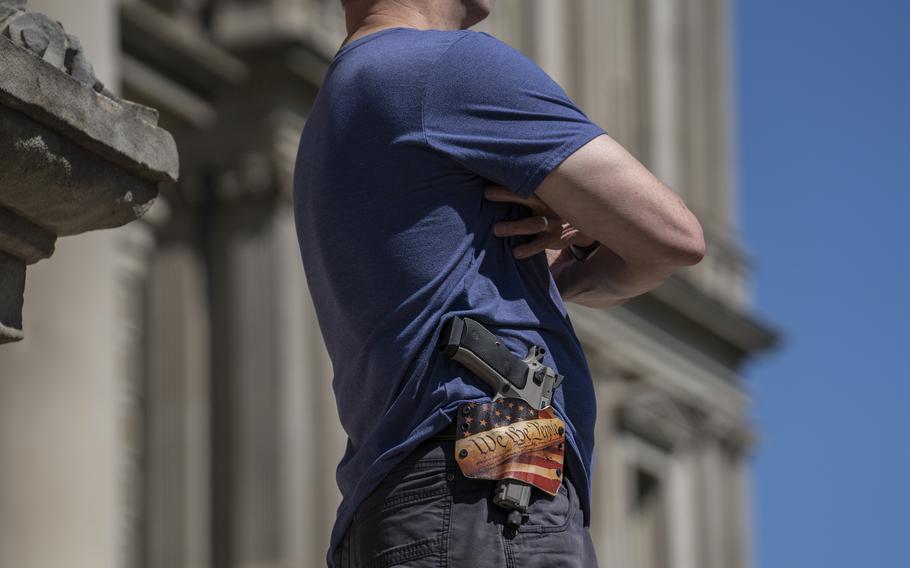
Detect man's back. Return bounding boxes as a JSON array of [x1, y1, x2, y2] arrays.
[[294, 27, 605, 565]]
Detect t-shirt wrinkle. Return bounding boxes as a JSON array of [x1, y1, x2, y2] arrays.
[[420, 31, 476, 165]]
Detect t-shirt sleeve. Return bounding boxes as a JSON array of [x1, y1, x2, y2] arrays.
[[422, 32, 606, 198]]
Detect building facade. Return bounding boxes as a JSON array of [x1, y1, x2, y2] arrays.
[[0, 1, 776, 568]]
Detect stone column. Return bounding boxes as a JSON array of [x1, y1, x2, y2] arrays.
[[210, 192, 283, 566], [706, 0, 736, 234], [0, 233, 124, 568], [736, 454, 756, 568], [667, 450, 699, 568], [207, 141, 345, 567], [527, 0, 571, 90], [573, 0, 611, 128], [680, 0, 712, 220], [694, 419, 753, 568], [145, 242, 211, 568], [273, 204, 346, 566], [602, 0, 644, 153], [647, 0, 684, 192], [590, 373, 631, 568]]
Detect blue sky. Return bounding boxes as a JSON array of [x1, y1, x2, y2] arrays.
[[736, 1, 910, 567]]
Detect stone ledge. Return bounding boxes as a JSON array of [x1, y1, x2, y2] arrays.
[[0, 20, 179, 344], [0, 104, 158, 236], [0, 34, 179, 183]]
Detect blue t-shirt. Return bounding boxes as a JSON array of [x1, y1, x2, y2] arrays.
[[293, 27, 606, 567]]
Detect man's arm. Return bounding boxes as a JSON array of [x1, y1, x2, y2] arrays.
[[535, 134, 705, 308]]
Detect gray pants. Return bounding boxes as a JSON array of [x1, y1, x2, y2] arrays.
[[332, 437, 599, 568]]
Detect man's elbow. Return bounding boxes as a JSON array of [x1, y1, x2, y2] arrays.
[[673, 221, 707, 266], [657, 214, 706, 267]]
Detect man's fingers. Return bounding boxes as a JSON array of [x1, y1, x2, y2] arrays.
[[513, 234, 555, 259], [494, 216, 550, 237]]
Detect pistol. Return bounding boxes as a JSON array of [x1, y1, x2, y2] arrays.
[[440, 316, 565, 530]]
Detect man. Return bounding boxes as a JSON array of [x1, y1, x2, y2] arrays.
[[293, 0, 705, 566]]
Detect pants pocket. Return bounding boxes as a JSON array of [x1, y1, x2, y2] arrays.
[[518, 479, 571, 533], [349, 460, 452, 568], [510, 473, 598, 567]]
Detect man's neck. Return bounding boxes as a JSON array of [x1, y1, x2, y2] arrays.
[[343, 0, 469, 46]]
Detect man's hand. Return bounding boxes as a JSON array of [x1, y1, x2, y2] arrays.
[[485, 185, 597, 268]]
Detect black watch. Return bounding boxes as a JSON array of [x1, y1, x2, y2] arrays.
[[568, 241, 601, 262]]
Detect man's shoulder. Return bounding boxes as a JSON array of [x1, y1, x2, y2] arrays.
[[440, 30, 534, 65], [382, 29, 519, 69], [329, 29, 531, 81], [424, 30, 555, 99]]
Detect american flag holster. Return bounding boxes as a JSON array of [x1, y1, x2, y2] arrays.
[[454, 398, 566, 496]]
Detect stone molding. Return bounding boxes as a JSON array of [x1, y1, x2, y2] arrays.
[[618, 387, 698, 451], [618, 385, 756, 455], [0, 2, 179, 344], [0, 35, 178, 183]]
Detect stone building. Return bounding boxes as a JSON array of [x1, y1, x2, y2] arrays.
[[0, 1, 776, 568]]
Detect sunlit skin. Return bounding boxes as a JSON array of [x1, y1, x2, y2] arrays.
[[342, 0, 493, 45]]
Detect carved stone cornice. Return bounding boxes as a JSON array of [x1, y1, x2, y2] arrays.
[[648, 273, 779, 356], [121, 0, 248, 98], [0, 7, 179, 343], [618, 387, 698, 452], [207, 111, 306, 207], [211, 0, 346, 61], [617, 384, 756, 456], [702, 414, 757, 456], [0, 38, 178, 183]]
